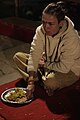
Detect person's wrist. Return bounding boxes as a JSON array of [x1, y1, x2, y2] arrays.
[[28, 79, 34, 85]]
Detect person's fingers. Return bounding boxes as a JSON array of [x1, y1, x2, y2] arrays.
[[26, 84, 34, 99], [27, 84, 34, 91], [26, 89, 33, 99]]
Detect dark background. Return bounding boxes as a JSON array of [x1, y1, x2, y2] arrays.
[[0, 0, 80, 30]]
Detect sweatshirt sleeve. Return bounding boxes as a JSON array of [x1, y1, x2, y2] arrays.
[[27, 26, 44, 72]]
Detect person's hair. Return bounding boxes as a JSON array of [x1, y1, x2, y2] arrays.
[[42, 1, 67, 23]]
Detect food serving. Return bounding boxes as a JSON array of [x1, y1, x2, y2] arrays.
[[6, 88, 27, 102], [1, 87, 33, 104]]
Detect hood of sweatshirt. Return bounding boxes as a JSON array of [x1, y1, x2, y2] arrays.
[[40, 16, 75, 39]]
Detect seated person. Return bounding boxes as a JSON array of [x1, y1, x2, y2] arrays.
[[13, 1, 80, 97]]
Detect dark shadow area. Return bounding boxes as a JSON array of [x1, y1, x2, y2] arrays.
[[33, 79, 80, 120], [15, 78, 28, 88], [16, 1, 80, 30], [67, 89, 80, 120], [65, 1, 80, 31], [0, 1, 15, 18], [0, 0, 80, 30]]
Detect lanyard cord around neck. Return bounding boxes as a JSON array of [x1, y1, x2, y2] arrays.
[[45, 33, 47, 62]]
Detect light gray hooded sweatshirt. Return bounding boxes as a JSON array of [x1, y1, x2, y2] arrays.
[[27, 16, 80, 76]]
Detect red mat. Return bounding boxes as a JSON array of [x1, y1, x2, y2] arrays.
[[0, 78, 80, 120]]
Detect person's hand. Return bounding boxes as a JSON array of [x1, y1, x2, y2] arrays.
[[26, 80, 35, 99]]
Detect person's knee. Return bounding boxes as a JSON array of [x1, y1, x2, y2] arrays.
[[13, 52, 23, 61]]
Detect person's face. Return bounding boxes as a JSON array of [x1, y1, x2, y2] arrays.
[[42, 13, 62, 36]]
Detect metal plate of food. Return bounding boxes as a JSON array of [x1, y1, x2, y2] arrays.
[[1, 87, 33, 104]]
